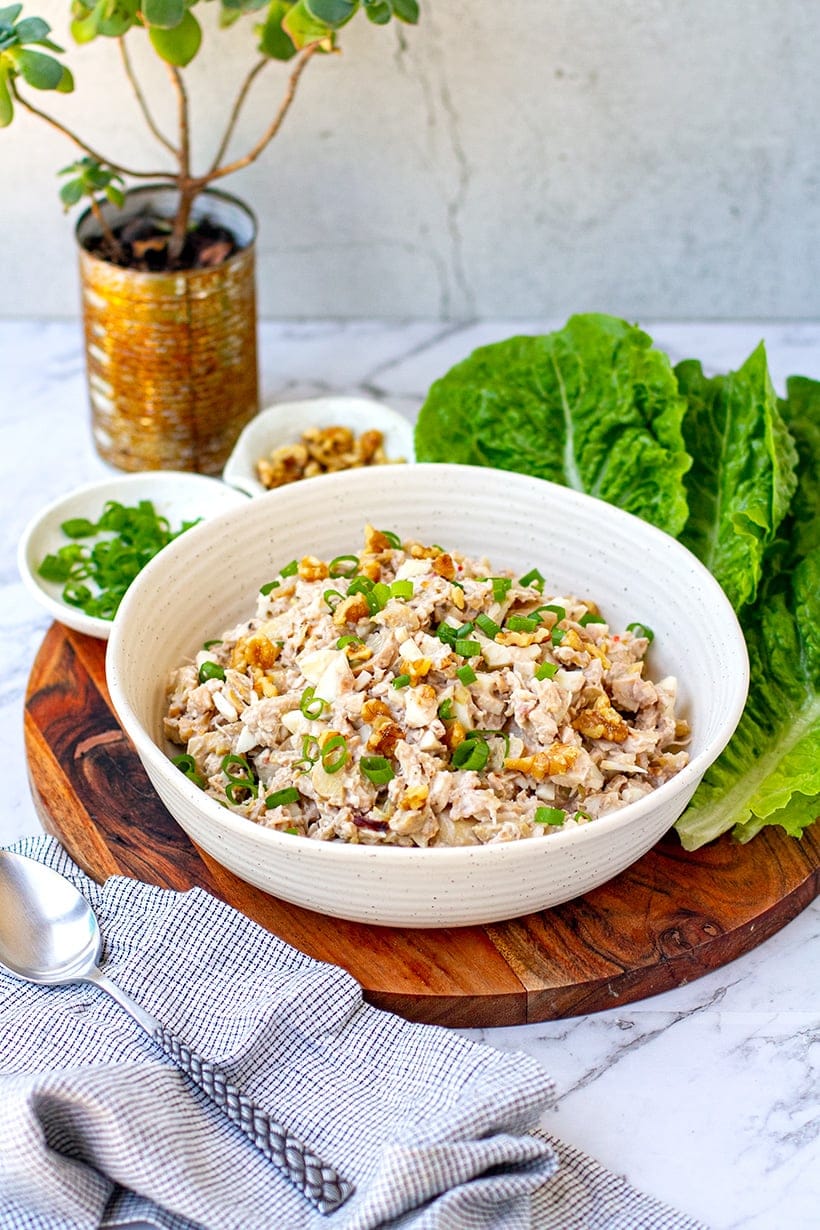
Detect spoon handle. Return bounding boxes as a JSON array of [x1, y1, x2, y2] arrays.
[[88, 969, 352, 1213]]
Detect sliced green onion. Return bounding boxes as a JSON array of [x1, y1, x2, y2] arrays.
[[626, 622, 655, 643], [336, 635, 362, 649], [539, 604, 566, 623], [457, 664, 477, 684], [390, 579, 414, 600], [575, 809, 592, 822], [380, 529, 402, 548], [266, 786, 300, 808], [198, 661, 225, 683], [490, 576, 512, 602], [467, 727, 510, 756], [172, 753, 196, 774], [279, 559, 298, 577], [171, 753, 205, 788], [63, 582, 92, 608], [328, 554, 359, 578], [452, 737, 489, 772], [437, 698, 454, 721], [285, 826, 299, 835], [294, 734, 320, 772], [369, 581, 391, 612], [392, 674, 411, 689], [202, 639, 223, 649], [321, 734, 348, 774], [221, 753, 258, 803], [535, 661, 558, 680], [60, 516, 97, 538], [323, 588, 344, 611], [454, 638, 481, 657], [221, 753, 254, 781], [551, 627, 566, 646], [347, 576, 374, 596], [360, 755, 395, 785], [456, 621, 475, 636], [300, 685, 328, 720], [579, 612, 606, 626], [535, 806, 565, 826], [506, 614, 539, 633], [450, 579, 464, 591], [436, 622, 458, 644], [475, 613, 500, 639], [225, 780, 259, 803], [519, 568, 545, 592], [259, 580, 280, 596]]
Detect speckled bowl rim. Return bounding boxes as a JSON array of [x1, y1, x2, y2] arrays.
[[107, 463, 750, 864]]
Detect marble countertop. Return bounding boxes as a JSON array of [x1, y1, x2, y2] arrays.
[[2, 318, 818, 1230]]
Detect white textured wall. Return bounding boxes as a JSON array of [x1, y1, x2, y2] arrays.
[[2, 0, 819, 320]]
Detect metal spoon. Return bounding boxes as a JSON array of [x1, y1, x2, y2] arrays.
[[0, 849, 351, 1213]]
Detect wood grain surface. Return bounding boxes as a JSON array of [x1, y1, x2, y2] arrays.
[[23, 622, 820, 1028]]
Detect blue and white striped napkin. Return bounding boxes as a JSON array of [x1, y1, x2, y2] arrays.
[[0, 836, 705, 1229]]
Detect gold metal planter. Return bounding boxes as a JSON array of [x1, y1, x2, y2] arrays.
[[77, 187, 259, 475]]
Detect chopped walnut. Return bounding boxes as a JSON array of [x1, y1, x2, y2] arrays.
[[298, 555, 328, 582], [231, 633, 281, 672], [432, 553, 456, 581], [367, 714, 403, 756], [255, 425, 403, 489], [505, 743, 580, 779], [333, 593, 371, 625], [399, 784, 429, 810], [572, 693, 629, 743]]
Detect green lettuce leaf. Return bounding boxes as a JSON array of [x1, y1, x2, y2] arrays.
[[675, 547, 820, 849], [675, 343, 798, 611], [414, 313, 691, 537], [675, 364, 819, 852]]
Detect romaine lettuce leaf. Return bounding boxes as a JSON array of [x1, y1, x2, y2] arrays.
[[675, 344, 798, 611], [675, 548, 819, 849], [675, 364, 819, 853], [414, 313, 691, 537]]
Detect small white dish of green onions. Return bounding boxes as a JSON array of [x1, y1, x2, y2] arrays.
[[18, 472, 249, 640]]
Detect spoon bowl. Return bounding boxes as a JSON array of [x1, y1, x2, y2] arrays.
[[0, 851, 102, 984]]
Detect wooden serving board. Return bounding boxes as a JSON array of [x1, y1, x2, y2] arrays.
[[24, 622, 819, 1028]]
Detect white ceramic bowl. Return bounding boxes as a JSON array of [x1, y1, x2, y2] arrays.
[[106, 464, 748, 927], [222, 396, 415, 497], [17, 472, 249, 640]]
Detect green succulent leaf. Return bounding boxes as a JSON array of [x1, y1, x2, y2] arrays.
[[10, 45, 64, 88], [363, 0, 391, 22], [391, 0, 417, 20], [97, 0, 139, 38], [14, 16, 51, 42], [142, 0, 185, 30], [149, 8, 201, 64], [0, 5, 23, 26], [257, 0, 297, 59], [59, 178, 84, 206], [304, 0, 357, 27], [282, 0, 334, 48], [0, 63, 13, 126], [104, 183, 125, 207], [71, 0, 106, 43], [56, 63, 74, 91]]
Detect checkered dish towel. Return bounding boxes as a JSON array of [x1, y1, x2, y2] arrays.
[[0, 837, 705, 1230]]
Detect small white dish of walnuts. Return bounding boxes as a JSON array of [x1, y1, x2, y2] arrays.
[[222, 397, 415, 498]]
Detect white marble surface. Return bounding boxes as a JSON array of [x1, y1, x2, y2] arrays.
[[2, 319, 819, 1229]]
